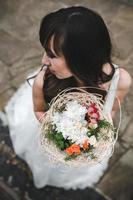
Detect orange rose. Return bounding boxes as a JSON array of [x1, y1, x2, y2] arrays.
[[83, 140, 89, 150], [65, 144, 81, 155]]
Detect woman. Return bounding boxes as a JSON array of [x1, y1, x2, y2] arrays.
[[5, 6, 131, 189]]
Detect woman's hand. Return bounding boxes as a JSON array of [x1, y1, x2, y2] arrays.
[[35, 111, 46, 123]]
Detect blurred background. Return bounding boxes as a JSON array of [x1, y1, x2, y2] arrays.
[[0, 0, 133, 199]]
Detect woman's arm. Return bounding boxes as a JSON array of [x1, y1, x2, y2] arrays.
[[111, 68, 132, 119], [32, 68, 47, 123]]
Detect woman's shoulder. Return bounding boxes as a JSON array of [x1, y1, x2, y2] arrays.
[[117, 67, 132, 91]]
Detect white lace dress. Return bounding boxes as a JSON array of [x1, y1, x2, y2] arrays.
[[5, 64, 120, 189]]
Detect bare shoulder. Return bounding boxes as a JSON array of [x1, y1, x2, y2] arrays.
[[117, 67, 132, 91], [111, 67, 132, 117]]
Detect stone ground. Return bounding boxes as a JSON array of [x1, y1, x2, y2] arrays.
[[0, 0, 133, 199]]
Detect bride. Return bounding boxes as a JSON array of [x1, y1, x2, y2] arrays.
[[5, 6, 131, 189]]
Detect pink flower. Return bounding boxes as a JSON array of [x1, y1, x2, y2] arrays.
[[90, 118, 97, 124], [88, 103, 98, 114], [91, 112, 100, 120], [86, 103, 100, 124], [87, 106, 94, 114]]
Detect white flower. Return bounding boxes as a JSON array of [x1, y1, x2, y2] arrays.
[[52, 112, 61, 124], [89, 123, 98, 129], [51, 100, 89, 145], [89, 136, 97, 146], [64, 100, 87, 120]]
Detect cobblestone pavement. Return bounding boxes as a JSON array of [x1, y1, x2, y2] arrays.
[[0, 0, 133, 199]]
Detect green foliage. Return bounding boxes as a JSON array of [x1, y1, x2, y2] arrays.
[[87, 127, 98, 137], [47, 129, 73, 151], [98, 119, 113, 129], [87, 119, 113, 139], [46, 118, 113, 161]]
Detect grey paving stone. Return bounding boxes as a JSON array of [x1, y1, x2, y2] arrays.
[[97, 148, 133, 200], [0, 30, 29, 65], [119, 0, 133, 6], [109, 7, 133, 60], [0, 88, 15, 110], [92, 1, 121, 24], [107, 141, 126, 170], [127, 54, 133, 70], [114, 104, 131, 135], [0, 61, 11, 93], [18, 0, 68, 20], [123, 90, 133, 115], [0, 14, 38, 42], [0, 0, 39, 41], [0, 0, 20, 20], [112, 5, 133, 29], [0, 0, 69, 42], [9, 45, 42, 77], [0, 180, 19, 200], [109, 21, 127, 37], [10, 67, 38, 89], [76, 0, 111, 9], [122, 121, 133, 146], [114, 30, 133, 60]]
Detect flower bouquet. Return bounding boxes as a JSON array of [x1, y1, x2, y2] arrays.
[[40, 87, 117, 167]]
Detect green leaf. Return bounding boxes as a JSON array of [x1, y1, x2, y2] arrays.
[[55, 140, 65, 150], [98, 119, 112, 129], [55, 132, 64, 140]]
